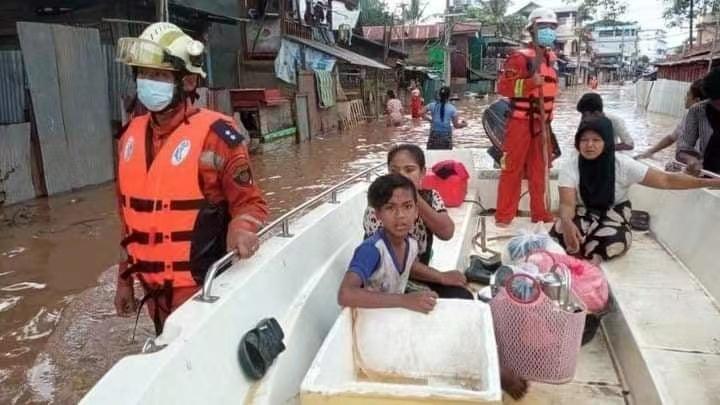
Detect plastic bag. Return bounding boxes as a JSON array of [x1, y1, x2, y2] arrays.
[[502, 227, 565, 264], [526, 251, 609, 313]]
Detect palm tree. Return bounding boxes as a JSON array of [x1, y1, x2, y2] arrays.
[[465, 0, 526, 39], [403, 0, 429, 25]]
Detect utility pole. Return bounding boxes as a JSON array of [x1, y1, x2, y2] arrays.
[[690, 0, 695, 48], [709, 11, 720, 73], [400, 3, 407, 53], [443, 0, 452, 85]]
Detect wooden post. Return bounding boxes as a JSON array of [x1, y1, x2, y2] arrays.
[[532, 27, 552, 211]]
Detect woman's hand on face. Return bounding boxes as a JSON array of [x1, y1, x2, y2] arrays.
[[561, 219, 583, 254]]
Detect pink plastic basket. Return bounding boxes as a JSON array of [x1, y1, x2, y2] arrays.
[[490, 287, 586, 384]]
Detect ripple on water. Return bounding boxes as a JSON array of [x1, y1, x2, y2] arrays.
[[0, 296, 22, 313], [24, 353, 56, 403], [15, 307, 62, 342], [1, 247, 26, 259], [1, 282, 47, 292]]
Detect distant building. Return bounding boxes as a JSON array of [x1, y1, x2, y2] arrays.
[[587, 21, 641, 81], [697, 14, 720, 46], [639, 29, 668, 63]]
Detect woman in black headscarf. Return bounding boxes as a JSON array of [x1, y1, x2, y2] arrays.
[[551, 116, 720, 263]]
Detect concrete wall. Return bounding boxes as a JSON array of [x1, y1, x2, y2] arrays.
[[259, 103, 294, 135]]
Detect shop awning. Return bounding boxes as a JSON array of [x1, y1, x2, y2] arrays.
[[285, 35, 391, 70]]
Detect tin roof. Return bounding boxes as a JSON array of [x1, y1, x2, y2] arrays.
[[285, 35, 391, 70], [362, 23, 482, 42]]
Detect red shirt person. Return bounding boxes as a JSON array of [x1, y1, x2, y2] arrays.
[[495, 8, 559, 226], [113, 23, 268, 334]]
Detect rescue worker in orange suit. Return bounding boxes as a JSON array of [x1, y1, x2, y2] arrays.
[[495, 8, 560, 227], [112, 23, 269, 334]]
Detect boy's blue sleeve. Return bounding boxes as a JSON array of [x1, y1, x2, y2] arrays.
[[348, 243, 381, 286]]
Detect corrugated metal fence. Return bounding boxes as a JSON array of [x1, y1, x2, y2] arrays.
[[0, 50, 27, 124], [0, 45, 131, 125], [102, 44, 133, 123]]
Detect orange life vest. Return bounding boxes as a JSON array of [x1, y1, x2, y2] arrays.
[[509, 48, 559, 120], [118, 109, 229, 289]]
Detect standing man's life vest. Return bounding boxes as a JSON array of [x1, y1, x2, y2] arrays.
[[118, 110, 230, 289], [509, 48, 559, 120]]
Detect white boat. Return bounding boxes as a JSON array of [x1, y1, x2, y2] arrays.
[[81, 149, 720, 405]]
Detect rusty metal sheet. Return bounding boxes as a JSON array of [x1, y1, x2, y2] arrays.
[[17, 22, 73, 195], [0, 50, 26, 124], [286, 35, 390, 70], [52, 24, 114, 188], [18, 22, 114, 194], [0, 123, 35, 205]]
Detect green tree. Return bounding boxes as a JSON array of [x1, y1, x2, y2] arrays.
[[465, 0, 527, 39], [359, 0, 391, 27], [568, 0, 628, 22], [662, 0, 719, 27], [403, 0, 429, 25]]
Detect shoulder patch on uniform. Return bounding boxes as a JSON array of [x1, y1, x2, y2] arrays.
[[211, 119, 246, 148]]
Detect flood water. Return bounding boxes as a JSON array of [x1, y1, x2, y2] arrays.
[[0, 84, 678, 403]]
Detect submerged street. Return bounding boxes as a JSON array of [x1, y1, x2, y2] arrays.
[[0, 84, 678, 403]]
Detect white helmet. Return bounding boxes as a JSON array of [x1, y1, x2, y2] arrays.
[[116, 22, 206, 78], [525, 7, 558, 30]]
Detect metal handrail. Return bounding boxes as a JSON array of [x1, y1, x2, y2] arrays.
[[671, 160, 720, 180], [195, 162, 386, 303], [637, 157, 720, 180]]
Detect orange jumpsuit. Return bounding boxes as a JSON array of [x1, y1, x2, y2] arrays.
[[117, 107, 268, 333], [495, 46, 558, 224]]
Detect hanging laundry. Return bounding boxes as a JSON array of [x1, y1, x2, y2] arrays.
[[314, 70, 335, 108], [274, 39, 301, 84]]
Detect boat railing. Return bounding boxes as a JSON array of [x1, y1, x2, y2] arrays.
[[671, 160, 720, 179], [196, 162, 387, 303]]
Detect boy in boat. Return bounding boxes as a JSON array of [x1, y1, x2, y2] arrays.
[[338, 174, 529, 400], [338, 174, 465, 313]]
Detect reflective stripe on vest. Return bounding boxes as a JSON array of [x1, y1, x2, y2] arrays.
[[118, 109, 228, 288], [509, 48, 558, 120]]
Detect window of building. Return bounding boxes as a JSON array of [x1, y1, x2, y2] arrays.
[[599, 30, 614, 37]]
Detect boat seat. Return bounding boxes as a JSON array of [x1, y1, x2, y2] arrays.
[[602, 232, 720, 405]]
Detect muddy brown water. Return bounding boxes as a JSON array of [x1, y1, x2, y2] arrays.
[[0, 85, 677, 403]]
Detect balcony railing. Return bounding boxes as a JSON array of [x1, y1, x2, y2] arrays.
[[283, 18, 312, 40]]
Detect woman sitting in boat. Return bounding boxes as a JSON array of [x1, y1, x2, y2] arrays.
[[363, 144, 472, 299], [423, 86, 467, 149], [552, 116, 720, 263]]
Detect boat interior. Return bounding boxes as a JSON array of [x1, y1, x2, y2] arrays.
[[81, 149, 720, 405]]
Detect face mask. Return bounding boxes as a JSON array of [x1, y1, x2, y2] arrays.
[[136, 78, 175, 112], [537, 27, 557, 48]]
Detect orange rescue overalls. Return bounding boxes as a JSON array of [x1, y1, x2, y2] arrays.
[[495, 46, 558, 224], [117, 108, 268, 334]]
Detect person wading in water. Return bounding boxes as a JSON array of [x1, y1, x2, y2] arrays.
[[423, 86, 467, 149]]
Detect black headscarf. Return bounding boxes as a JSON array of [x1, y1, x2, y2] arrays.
[[575, 116, 616, 211]]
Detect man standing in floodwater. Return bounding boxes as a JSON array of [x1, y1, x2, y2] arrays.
[[495, 7, 559, 226], [113, 23, 268, 334]]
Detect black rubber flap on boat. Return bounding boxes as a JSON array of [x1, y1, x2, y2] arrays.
[[629, 210, 650, 231], [465, 255, 500, 285], [582, 314, 602, 346], [238, 318, 286, 380]]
